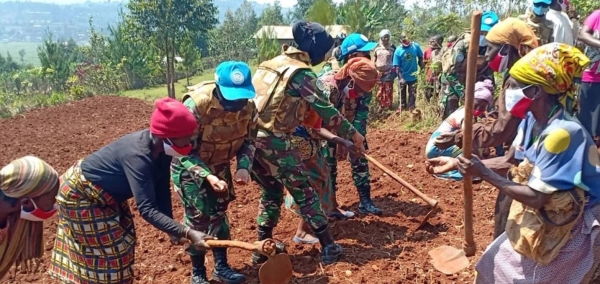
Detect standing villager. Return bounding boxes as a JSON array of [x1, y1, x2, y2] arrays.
[[326, 33, 382, 216], [423, 35, 445, 102], [250, 20, 366, 265], [171, 61, 258, 284], [439, 11, 498, 118], [517, 3, 555, 44], [49, 98, 214, 284], [373, 29, 396, 110], [428, 42, 600, 284], [0, 156, 59, 279], [393, 32, 424, 113], [544, 0, 575, 44], [577, 9, 600, 147]]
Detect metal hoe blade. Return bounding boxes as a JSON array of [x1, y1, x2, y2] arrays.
[[258, 253, 293, 284]]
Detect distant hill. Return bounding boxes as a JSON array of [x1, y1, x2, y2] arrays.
[[0, 0, 290, 44]]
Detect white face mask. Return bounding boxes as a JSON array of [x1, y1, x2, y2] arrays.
[[20, 198, 58, 222], [479, 35, 487, 47], [163, 142, 184, 157], [505, 85, 534, 119]]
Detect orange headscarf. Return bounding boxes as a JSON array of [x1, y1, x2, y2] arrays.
[[334, 57, 378, 92], [485, 17, 539, 56]]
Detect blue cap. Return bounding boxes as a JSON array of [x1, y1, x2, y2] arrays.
[[214, 61, 256, 101], [532, 0, 552, 16], [340, 33, 377, 57], [481, 11, 499, 32]]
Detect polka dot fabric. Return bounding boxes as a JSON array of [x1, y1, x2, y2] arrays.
[[513, 109, 600, 205]]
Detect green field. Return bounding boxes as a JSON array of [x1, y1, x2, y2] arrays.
[[0, 42, 41, 66], [123, 62, 327, 101]]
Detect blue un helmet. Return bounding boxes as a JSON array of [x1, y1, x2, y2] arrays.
[[339, 33, 377, 59], [481, 11, 499, 33]]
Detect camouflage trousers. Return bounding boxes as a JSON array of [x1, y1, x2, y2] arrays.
[[325, 141, 371, 191], [284, 138, 334, 216], [440, 73, 464, 119], [171, 157, 234, 256], [251, 141, 328, 230]]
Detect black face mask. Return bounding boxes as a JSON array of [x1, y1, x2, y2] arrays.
[[214, 87, 247, 112]]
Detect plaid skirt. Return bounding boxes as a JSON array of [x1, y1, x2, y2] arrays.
[[48, 160, 136, 284]]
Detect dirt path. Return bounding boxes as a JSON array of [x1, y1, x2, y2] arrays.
[[0, 96, 499, 284]]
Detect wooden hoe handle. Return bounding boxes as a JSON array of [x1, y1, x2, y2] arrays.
[[364, 154, 438, 207]]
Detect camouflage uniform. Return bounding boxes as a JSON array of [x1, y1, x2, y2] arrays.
[[284, 127, 334, 216], [250, 46, 357, 230], [518, 8, 554, 45], [316, 71, 378, 213], [439, 32, 495, 118], [172, 81, 258, 257]]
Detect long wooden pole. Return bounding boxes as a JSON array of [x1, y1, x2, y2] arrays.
[[462, 10, 482, 257]]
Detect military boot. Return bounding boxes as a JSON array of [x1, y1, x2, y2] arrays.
[[357, 184, 382, 215], [314, 226, 343, 265], [190, 254, 210, 284], [250, 226, 287, 264], [212, 247, 245, 284]]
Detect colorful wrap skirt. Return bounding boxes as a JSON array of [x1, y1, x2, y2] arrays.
[[285, 138, 334, 215], [48, 160, 136, 284]]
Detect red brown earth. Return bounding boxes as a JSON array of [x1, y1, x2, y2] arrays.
[[0, 96, 501, 284]]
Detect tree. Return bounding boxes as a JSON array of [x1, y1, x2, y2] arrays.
[[306, 0, 337, 25], [337, 0, 393, 39], [127, 0, 217, 98], [258, 1, 285, 26], [178, 36, 202, 86], [291, 0, 314, 21], [256, 27, 281, 62], [18, 49, 26, 64]]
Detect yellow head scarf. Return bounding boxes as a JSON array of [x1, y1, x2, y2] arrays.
[[0, 156, 59, 278], [509, 43, 590, 112]]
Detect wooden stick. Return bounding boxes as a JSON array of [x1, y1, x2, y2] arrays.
[[462, 10, 482, 257], [364, 154, 438, 208]]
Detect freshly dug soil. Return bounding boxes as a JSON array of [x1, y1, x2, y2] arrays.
[[0, 96, 500, 284]]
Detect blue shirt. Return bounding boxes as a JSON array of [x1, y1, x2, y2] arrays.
[[512, 110, 600, 206], [392, 42, 423, 82]]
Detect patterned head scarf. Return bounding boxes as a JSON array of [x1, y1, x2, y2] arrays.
[[474, 79, 494, 104], [0, 156, 58, 278], [1, 156, 58, 199], [334, 57, 379, 92], [509, 43, 590, 112], [485, 17, 539, 57]]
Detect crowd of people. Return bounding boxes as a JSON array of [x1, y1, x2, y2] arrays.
[[1, 1, 600, 283]]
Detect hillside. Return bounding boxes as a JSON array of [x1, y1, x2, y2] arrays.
[[0, 0, 290, 44]]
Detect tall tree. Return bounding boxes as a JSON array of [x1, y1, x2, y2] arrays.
[[306, 0, 337, 25], [258, 1, 286, 26], [292, 0, 314, 21], [127, 0, 217, 98]]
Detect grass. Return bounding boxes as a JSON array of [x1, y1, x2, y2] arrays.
[[0, 42, 41, 66], [121, 61, 439, 133], [122, 62, 326, 101]]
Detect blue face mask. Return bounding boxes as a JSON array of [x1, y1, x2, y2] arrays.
[[532, 4, 550, 16], [479, 35, 487, 47]]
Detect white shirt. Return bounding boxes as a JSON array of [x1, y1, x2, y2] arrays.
[[546, 9, 575, 45]]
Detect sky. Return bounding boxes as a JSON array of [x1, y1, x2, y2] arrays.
[[249, 0, 419, 9]]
